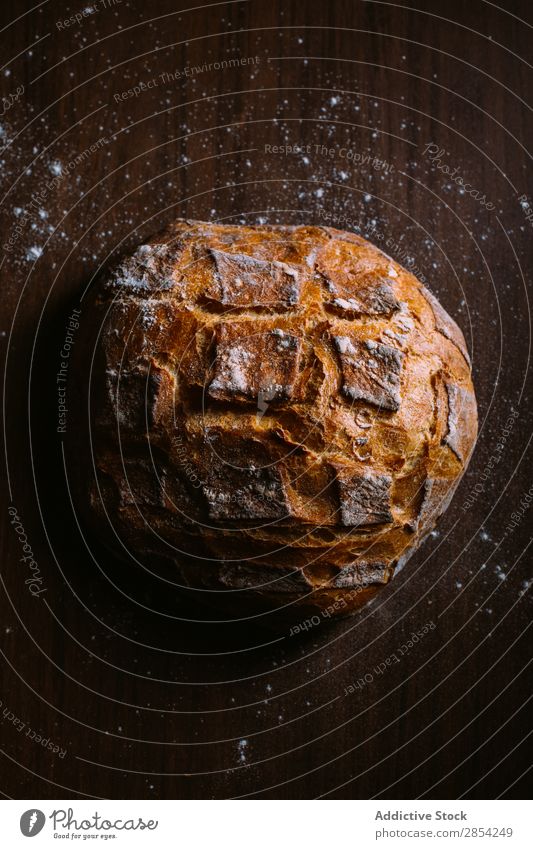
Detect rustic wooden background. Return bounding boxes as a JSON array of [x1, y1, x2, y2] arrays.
[[1, 0, 531, 800]]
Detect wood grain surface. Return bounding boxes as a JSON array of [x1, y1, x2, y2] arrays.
[[1, 0, 531, 800]]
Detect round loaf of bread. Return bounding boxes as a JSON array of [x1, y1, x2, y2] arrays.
[[69, 220, 477, 620]]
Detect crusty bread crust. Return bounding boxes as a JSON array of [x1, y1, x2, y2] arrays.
[[69, 220, 477, 618]]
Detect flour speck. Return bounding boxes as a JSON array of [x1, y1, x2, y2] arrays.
[[237, 738, 248, 764]]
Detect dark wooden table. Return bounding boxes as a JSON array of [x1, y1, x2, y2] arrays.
[[1, 0, 531, 800]]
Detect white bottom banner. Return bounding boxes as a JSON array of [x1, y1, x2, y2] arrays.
[[0, 799, 529, 848]]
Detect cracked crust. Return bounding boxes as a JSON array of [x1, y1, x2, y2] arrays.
[[333, 335, 404, 412], [69, 219, 478, 619]]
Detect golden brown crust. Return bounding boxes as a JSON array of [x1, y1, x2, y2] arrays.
[[69, 220, 478, 618]]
